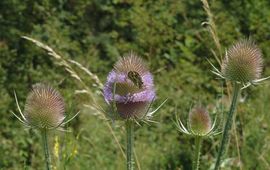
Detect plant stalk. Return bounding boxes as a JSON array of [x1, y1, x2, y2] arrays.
[[42, 129, 51, 170], [193, 136, 202, 170], [126, 120, 134, 170], [214, 82, 241, 170]]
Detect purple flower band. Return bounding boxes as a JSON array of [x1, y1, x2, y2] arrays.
[[103, 71, 155, 104]]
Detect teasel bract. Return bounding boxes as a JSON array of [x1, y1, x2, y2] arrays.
[[176, 105, 220, 170], [104, 53, 166, 170], [12, 83, 79, 170], [209, 39, 270, 170]]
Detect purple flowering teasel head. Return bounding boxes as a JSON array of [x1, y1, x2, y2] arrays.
[[103, 53, 155, 119]]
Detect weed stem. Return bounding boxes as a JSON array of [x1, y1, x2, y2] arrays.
[[214, 82, 241, 170], [126, 120, 134, 170], [193, 136, 202, 170], [42, 129, 51, 170]]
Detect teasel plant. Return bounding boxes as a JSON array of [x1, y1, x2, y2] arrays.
[[11, 83, 79, 170], [208, 39, 270, 170], [22, 36, 128, 160], [103, 53, 167, 170], [175, 105, 220, 170]]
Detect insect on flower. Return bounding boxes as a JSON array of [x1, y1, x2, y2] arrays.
[[103, 52, 167, 121], [128, 71, 144, 89]]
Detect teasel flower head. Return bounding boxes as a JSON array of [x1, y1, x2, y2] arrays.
[[189, 107, 212, 136], [104, 53, 165, 120], [222, 39, 263, 82], [24, 84, 65, 128], [210, 39, 270, 89], [175, 105, 220, 137], [12, 83, 79, 130]]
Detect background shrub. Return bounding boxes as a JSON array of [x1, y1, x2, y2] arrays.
[[0, 0, 270, 169]]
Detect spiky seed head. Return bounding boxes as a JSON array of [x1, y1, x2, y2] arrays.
[[24, 83, 65, 129], [103, 52, 155, 119], [221, 39, 263, 83], [189, 106, 211, 136], [114, 54, 149, 75]]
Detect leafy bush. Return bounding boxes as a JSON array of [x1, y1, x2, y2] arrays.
[[0, 0, 270, 169]]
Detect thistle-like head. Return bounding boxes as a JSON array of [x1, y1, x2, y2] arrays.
[[103, 53, 156, 120], [221, 39, 263, 83], [24, 84, 65, 129], [189, 106, 212, 136], [12, 83, 80, 130], [175, 105, 220, 137]]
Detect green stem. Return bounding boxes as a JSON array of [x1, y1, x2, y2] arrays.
[[193, 136, 202, 170], [126, 120, 134, 170], [214, 83, 241, 170], [42, 129, 51, 170]]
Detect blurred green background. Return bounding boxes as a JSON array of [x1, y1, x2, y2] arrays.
[[1, 0, 270, 169]]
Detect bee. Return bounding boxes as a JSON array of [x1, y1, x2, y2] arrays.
[[127, 71, 143, 89]]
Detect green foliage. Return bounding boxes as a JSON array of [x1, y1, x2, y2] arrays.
[[0, 0, 270, 169]]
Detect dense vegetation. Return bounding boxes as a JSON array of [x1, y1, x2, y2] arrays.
[[1, 0, 270, 169]]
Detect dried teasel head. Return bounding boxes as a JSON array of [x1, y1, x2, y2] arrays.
[[12, 83, 80, 130], [23, 83, 65, 129], [221, 39, 263, 83], [209, 39, 269, 89]]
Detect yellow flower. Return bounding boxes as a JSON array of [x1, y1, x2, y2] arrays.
[[54, 136, 59, 159]]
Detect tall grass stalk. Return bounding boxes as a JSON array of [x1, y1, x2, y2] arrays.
[[214, 83, 241, 170], [201, 0, 222, 65], [126, 120, 134, 170], [42, 129, 51, 170]]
